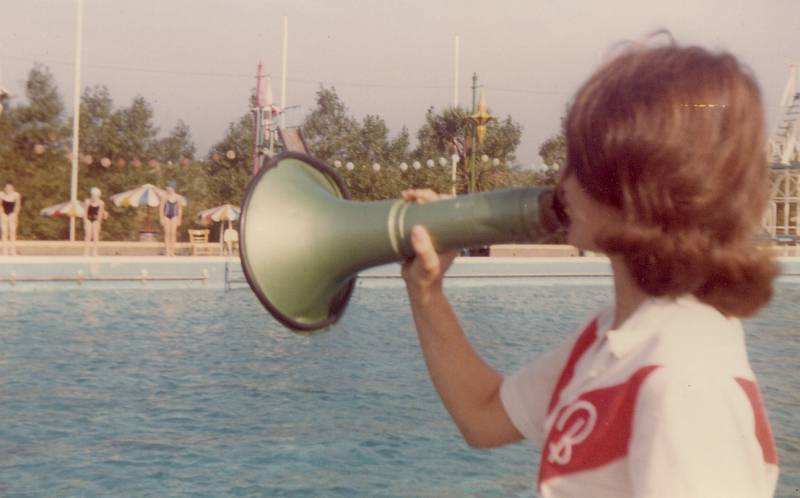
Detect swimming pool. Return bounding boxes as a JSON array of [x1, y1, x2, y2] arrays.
[[0, 279, 797, 497]]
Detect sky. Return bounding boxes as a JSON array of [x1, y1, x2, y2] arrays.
[[0, 0, 798, 167]]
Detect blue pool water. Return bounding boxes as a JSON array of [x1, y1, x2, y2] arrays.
[[0, 280, 797, 497]]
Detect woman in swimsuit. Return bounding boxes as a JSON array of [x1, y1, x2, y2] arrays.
[[160, 180, 182, 257], [83, 187, 108, 257], [0, 182, 21, 256]]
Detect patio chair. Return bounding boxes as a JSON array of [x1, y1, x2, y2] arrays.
[[188, 229, 212, 256]]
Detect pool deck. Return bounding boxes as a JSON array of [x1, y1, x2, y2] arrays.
[[0, 255, 798, 291]]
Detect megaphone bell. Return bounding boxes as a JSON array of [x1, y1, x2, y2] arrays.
[[240, 152, 562, 332]]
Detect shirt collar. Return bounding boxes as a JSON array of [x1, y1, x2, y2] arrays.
[[603, 297, 678, 358]]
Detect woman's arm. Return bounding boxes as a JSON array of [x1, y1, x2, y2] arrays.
[[402, 189, 523, 449], [13, 193, 21, 215]]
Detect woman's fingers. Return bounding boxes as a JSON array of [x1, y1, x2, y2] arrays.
[[401, 188, 442, 204], [410, 225, 440, 274]]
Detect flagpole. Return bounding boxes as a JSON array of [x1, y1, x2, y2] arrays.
[[453, 35, 459, 108], [266, 76, 275, 155], [69, 0, 84, 242], [280, 15, 288, 129], [252, 61, 263, 176]]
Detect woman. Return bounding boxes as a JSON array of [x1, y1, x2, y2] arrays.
[[402, 43, 778, 497], [83, 187, 108, 257], [223, 220, 239, 256], [159, 180, 182, 257], [0, 182, 21, 256]]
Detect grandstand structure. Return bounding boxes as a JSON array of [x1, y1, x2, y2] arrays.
[[765, 64, 800, 247]]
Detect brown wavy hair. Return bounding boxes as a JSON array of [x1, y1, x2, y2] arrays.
[[564, 43, 777, 317]]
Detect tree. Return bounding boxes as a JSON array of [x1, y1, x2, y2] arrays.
[[415, 106, 523, 193], [538, 133, 566, 168], [8, 64, 67, 160], [109, 95, 159, 160], [206, 113, 253, 208], [0, 65, 71, 239], [536, 112, 567, 186], [156, 120, 196, 162], [78, 85, 115, 161], [301, 87, 417, 200], [302, 87, 359, 163]]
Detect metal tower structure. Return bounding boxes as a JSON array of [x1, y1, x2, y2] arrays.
[[765, 65, 800, 245]]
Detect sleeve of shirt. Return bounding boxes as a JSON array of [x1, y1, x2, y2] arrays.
[[629, 367, 773, 498], [499, 340, 573, 448]]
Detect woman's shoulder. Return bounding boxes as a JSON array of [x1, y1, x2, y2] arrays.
[[631, 296, 750, 375]]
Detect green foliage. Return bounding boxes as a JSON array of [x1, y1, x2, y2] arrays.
[[302, 87, 359, 162], [8, 64, 68, 160], [413, 105, 525, 193], [0, 65, 223, 241], [535, 110, 569, 186], [109, 95, 159, 160], [0, 65, 556, 242], [206, 111, 253, 211]]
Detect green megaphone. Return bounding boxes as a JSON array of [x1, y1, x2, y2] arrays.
[[239, 152, 563, 332]]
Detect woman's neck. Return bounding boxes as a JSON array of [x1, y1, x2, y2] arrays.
[[609, 255, 648, 330]]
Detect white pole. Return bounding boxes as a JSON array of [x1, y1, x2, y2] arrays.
[[69, 0, 84, 242], [453, 35, 459, 108], [451, 156, 458, 196], [280, 15, 288, 129]]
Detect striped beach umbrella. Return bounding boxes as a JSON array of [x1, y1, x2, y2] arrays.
[[40, 199, 85, 218], [110, 183, 171, 208], [197, 204, 240, 245], [196, 204, 240, 223], [110, 184, 187, 233]]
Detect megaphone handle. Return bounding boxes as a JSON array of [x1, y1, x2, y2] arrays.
[[393, 187, 547, 258]]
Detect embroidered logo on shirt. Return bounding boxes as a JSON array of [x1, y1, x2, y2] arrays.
[[539, 365, 659, 485], [547, 399, 597, 465]]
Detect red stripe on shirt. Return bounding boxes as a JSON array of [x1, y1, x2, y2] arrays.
[[539, 365, 659, 485], [546, 319, 598, 414], [735, 377, 778, 465]]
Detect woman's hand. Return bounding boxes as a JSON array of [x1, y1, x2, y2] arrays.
[[400, 189, 458, 300]]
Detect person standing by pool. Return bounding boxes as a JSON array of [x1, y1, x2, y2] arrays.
[[160, 181, 183, 257], [0, 182, 21, 256], [83, 187, 108, 257], [223, 221, 238, 256], [401, 42, 778, 497]]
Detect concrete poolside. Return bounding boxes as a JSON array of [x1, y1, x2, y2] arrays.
[[0, 240, 232, 257], [0, 253, 798, 291], [5, 240, 799, 258], [0, 241, 587, 257]]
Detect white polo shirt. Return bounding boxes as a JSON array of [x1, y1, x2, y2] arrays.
[[500, 295, 778, 498]]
